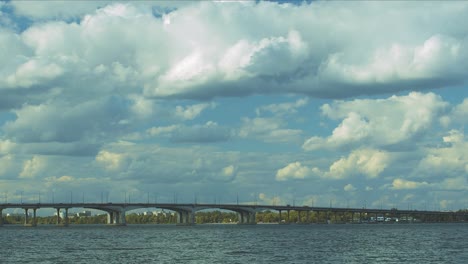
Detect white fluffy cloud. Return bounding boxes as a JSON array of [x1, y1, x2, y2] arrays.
[[414, 130, 467, 180], [256, 98, 308, 116], [2, 2, 468, 100], [303, 92, 448, 151], [276, 148, 390, 181], [327, 149, 390, 179], [391, 178, 429, 190], [442, 98, 468, 127], [344, 184, 356, 192], [95, 150, 126, 171], [276, 162, 319, 181], [19, 155, 47, 178]]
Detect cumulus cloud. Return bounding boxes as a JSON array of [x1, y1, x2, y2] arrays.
[[145, 2, 468, 99], [239, 117, 302, 143], [19, 155, 47, 179], [276, 162, 319, 181], [391, 178, 429, 190], [174, 103, 215, 120], [327, 149, 390, 179], [45, 175, 75, 183], [147, 125, 179, 137], [276, 148, 390, 181], [303, 92, 448, 151], [2, 2, 468, 100], [442, 98, 468, 127], [256, 98, 308, 116], [414, 130, 467, 180], [95, 150, 126, 171], [344, 184, 356, 192], [4, 98, 130, 144]]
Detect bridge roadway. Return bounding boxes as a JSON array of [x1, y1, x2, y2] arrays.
[[0, 202, 465, 226]]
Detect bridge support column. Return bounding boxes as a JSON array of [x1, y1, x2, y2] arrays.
[[55, 208, 68, 226], [32, 208, 37, 226], [107, 212, 114, 224], [0, 208, 2, 226], [119, 210, 127, 226], [287, 210, 290, 223], [306, 211, 310, 224], [107, 210, 126, 226], [56, 208, 60, 225], [64, 208, 69, 226], [177, 210, 195, 226], [297, 211, 301, 223], [24, 208, 29, 226], [278, 210, 282, 223], [237, 211, 256, 225]]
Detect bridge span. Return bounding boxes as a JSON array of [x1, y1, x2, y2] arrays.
[[1, 202, 466, 226]]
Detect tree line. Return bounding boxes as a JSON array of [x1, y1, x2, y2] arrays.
[[2, 209, 466, 225]]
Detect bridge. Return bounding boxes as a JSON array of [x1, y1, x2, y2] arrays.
[[1, 202, 466, 226]]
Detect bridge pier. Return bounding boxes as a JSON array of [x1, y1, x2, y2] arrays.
[[176, 210, 195, 226], [0, 208, 2, 226], [24, 208, 28, 225], [118, 210, 126, 225], [23, 208, 37, 227], [55, 208, 69, 226], [237, 210, 256, 225], [21, 208, 37, 226], [107, 210, 127, 225], [56, 208, 60, 224], [107, 212, 114, 224], [64, 208, 69, 226], [32, 208, 37, 226]]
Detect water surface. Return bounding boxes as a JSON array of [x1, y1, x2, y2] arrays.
[[1, 223, 466, 263]]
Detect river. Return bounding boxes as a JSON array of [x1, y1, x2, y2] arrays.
[[1, 223, 466, 263]]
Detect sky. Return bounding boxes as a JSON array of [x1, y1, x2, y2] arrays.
[[0, 0, 467, 212]]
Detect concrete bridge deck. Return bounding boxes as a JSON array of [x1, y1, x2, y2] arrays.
[[1, 202, 466, 226]]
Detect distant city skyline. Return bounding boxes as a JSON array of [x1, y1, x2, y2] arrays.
[[0, 1, 467, 213]]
